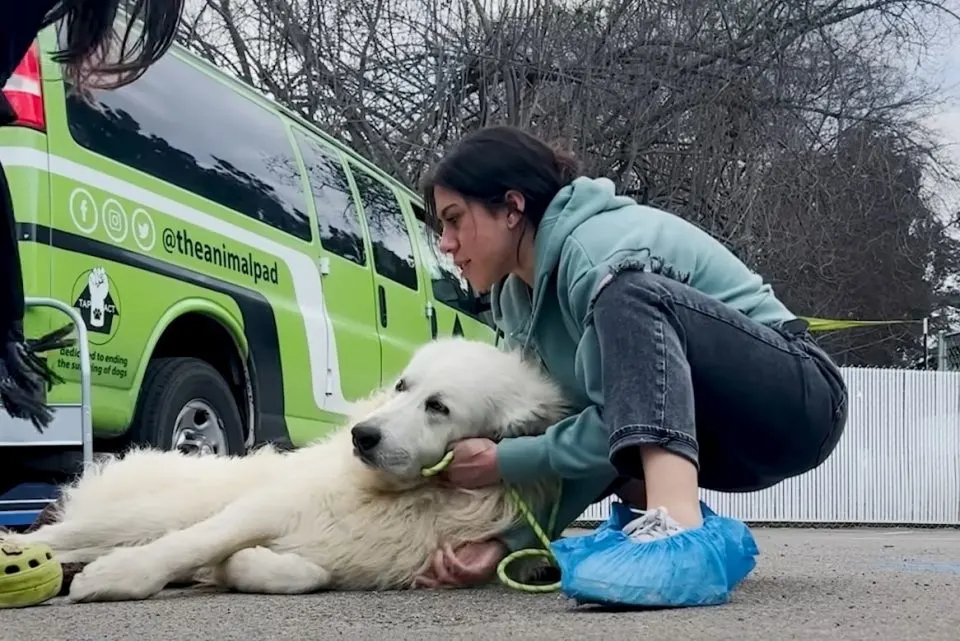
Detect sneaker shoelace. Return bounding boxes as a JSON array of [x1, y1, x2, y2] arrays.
[[622, 506, 685, 542]]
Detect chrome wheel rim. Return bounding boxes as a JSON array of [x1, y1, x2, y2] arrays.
[[172, 399, 227, 455]]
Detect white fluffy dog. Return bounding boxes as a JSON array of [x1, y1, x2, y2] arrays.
[[2, 338, 573, 603]]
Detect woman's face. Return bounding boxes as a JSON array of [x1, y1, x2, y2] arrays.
[[432, 184, 524, 293]]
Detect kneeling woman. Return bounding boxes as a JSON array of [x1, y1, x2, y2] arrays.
[[412, 125, 848, 603]]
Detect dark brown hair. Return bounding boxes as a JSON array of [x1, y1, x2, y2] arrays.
[[421, 125, 581, 232], [42, 0, 186, 89]]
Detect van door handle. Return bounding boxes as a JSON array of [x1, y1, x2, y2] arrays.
[[378, 285, 387, 327], [430, 307, 438, 338]]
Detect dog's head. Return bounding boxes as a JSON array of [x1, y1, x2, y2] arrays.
[[347, 338, 571, 482]]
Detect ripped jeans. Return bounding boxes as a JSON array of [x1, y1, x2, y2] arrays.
[[592, 270, 848, 493]]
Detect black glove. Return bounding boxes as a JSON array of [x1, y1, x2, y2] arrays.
[[0, 322, 76, 433]]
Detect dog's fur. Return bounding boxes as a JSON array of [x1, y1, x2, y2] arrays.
[[2, 338, 573, 603]]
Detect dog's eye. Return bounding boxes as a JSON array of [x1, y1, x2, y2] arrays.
[[425, 397, 449, 415], [395, 378, 406, 392]]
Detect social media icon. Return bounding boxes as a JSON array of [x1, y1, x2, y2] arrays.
[[102, 199, 128, 243], [131, 208, 156, 252], [69, 188, 98, 234]]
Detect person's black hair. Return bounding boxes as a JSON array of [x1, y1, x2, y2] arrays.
[[421, 125, 581, 232], [42, 0, 186, 89]]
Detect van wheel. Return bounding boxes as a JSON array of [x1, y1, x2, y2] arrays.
[[131, 357, 245, 456]]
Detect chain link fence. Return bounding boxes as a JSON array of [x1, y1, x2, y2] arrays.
[[940, 331, 960, 371]]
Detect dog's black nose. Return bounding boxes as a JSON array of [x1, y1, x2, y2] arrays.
[[351, 423, 382, 453]]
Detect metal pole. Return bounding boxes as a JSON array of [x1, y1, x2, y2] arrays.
[[24, 296, 93, 465], [938, 330, 946, 371]]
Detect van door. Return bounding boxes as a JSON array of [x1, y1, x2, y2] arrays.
[[346, 163, 432, 382], [408, 201, 497, 343], [291, 128, 382, 411]]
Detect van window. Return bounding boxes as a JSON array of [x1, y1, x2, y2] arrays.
[[293, 131, 366, 265], [64, 52, 312, 242], [411, 203, 490, 321], [350, 166, 418, 290]]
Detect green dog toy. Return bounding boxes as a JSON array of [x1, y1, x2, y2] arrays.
[[0, 540, 63, 608]]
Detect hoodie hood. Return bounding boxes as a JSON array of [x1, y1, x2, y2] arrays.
[[491, 176, 636, 349]]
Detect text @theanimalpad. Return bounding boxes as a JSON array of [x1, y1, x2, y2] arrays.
[[161, 227, 280, 285]]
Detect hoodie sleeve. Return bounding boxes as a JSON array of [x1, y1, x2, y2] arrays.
[[491, 225, 628, 552], [496, 404, 616, 482], [491, 331, 620, 551], [495, 236, 617, 486], [494, 240, 620, 551]]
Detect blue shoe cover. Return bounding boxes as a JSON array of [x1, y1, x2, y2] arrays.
[[549, 501, 759, 608]]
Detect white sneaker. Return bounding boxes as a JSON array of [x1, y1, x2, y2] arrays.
[[622, 506, 686, 542]]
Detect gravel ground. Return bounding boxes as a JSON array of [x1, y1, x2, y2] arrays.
[[2, 527, 959, 641]]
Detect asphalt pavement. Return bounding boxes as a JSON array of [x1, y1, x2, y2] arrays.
[[2, 527, 959, 641]]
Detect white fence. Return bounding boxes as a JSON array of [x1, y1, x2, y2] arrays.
[[575, 367, 960, 526]]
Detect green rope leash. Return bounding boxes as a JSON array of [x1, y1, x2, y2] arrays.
[[421, 451, 562, 593], [420, 451, 455, 477]]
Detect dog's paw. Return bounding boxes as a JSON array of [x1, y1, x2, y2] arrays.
[[0, 532, 28, 548], [68, 547, 168, 602]]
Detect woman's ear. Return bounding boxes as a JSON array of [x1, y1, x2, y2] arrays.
[[504, 190, 526, 228]]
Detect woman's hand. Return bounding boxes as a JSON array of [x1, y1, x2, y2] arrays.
[[412, 539, 508, 589], [439, 438, 500, 488]]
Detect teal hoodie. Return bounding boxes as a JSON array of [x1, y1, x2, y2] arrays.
[[492, 176, 796, 552]]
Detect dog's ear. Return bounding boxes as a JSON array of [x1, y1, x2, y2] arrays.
[[496, 395, 571, 439], [488, 354, 573, 439]]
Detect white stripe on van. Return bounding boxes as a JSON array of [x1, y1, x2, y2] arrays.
[[0, 146, 355, 417]]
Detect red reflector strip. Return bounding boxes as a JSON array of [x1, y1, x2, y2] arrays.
[[1, 43, 45, 131]]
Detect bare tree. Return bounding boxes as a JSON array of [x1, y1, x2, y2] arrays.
[[176, 0, 960, 366]]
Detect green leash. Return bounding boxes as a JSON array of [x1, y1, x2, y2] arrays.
[[421, 452, 562, 593]]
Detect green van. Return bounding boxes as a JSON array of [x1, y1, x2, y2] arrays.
[[0, 27, 496, 474]]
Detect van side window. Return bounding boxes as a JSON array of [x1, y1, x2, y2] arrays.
[[293, 131, 366, 265], [350, 167, 418, 290], [411, 203, 489, 321], [63, 52, 312, 242]]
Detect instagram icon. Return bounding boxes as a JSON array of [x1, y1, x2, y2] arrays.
[[102, 198, 128, 243]]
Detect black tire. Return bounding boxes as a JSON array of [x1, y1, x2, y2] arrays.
[[130, 357, 245, 455]]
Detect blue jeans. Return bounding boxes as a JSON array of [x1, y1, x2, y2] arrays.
[[592, 270, 848, 493]]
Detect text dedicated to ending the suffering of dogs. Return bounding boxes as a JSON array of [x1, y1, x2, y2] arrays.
[[57, 345, 130, 381]]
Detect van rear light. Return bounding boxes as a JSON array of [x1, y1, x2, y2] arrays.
[[2, 42, 45, 131]]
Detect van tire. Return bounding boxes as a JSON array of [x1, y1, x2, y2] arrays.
[[131, 357, 245, 456]]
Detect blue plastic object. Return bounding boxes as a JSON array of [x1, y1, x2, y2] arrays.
[[549, 501, 759, 608]]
